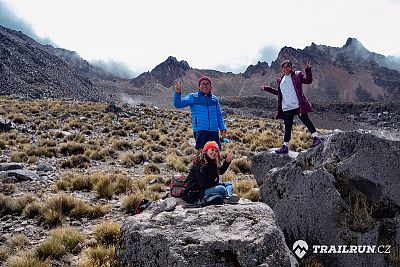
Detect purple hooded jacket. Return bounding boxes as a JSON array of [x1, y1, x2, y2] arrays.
[[264, 67, 314, 119]]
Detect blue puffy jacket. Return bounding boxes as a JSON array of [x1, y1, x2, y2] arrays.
[[174, 91, 226, 133]]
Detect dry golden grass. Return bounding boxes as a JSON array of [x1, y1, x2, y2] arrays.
[[95, 175, 115, 199], [121, 151, 144, 167], [8, 234, 30, 249], [121, 192, 144, 212], [166, 152, 187, 172], [61, 155, 90, 168], [144, 163, 161, 174], [234, 179, 257, 196], [78, 245, 122, 267], [22, 202, 43, 219], [230, 158, 251, 174], [5, 251, 49, 267], [0, 193, 36, 217], [93, 221, 121, 246], [36, 227, 85, 260]]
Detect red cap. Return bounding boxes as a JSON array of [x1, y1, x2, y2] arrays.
[[198, 76, 212, 87], [203, 141, 219, 152]]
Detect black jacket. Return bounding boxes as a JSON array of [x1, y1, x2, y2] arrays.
[[181, 158, 230, 204]]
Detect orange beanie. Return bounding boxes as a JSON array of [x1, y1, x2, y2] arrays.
[[203, 141, 219, 151]]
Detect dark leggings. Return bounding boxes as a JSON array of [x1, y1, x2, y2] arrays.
[[283, 108, 316, 143]]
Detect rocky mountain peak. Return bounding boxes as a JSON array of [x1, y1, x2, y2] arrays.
[[149, 56, 191, 87], [243, 61, 269, 78]]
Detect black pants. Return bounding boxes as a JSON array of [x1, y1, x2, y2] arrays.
[[282, 108, 316, 143], [194, 131, 221, 150]]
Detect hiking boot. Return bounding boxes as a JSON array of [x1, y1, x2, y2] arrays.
[[225, 194, 240, 204], [310, 136, 321, 148], [275, 145, 288, 154]]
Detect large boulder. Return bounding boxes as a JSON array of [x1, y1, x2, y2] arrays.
[[253, 131, 400, 266], [118, 199, 296, 267]]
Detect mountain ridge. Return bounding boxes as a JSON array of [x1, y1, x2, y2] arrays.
[[1, 24, 399, 105]]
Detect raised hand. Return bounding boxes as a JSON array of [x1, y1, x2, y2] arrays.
[[226, 151, 234, 163], [174, 80, 182, 93], [305, 59, 312, 69]]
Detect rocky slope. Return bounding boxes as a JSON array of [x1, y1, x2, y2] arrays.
[[251, 131, 400, 267], [129, 38, 400, 105]]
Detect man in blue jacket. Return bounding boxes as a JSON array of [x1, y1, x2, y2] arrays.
[[173, 76, 227, 151]]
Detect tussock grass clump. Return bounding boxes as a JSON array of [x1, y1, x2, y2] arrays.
[[144, 144, 164, 152], [113, 174, 133, 195], [10, 151, 29, 162], [166, 153, 187, 172], [66, 133, 86, 143], [0, 140, 6, 149], [5, 251, 49, 267], [61, 155, 90, 168], [0, 247, 10, 264], [0, 181, 16, 195], [78, 245, 122, 267], [93, 221, 121, 246], [38, 139, 57, 147], [111, 139, 133, 151], [59, 141, 85, 156], [41, 209, 64, 228], [121, 152, 144, 167], [22, 202, 43, 219], [11, 114, 26, 124], [0, 193, 36, 216], [131, 178, 147, 191], [85, 148, 109, 161], [72, 174, 95, 191], [149, 183, 165, 193], [36, 227, 85, 260], [109, 129, 127, 137], [144, 163, 160, 174], [243, 189, 260, 202], [234, 179, 257, 196], [121, 192, 144, 213], [23, 144, 58, 158], [222, 170, 236, 182], [151, 152, 165, 163], [41, 194, 110, 227], [230, 158, 251, 174], [16, 136, 32, 144], [95, 175, 115, 199], [9, 234, 30, 249]]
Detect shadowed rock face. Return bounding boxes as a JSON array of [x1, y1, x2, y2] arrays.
[[252, 131, 400, 267], [118, 200, 296, 267]]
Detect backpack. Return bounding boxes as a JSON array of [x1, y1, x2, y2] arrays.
[[170, 174, 187, 197]]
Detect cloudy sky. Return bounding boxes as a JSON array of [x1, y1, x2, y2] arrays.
[[1, 0, 399, 78]]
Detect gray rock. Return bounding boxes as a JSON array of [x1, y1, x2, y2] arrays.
[[7, 169, 41, 181], [36, 163, 54, 172], [254, 131, 400, 267], [118, 201, 296, 267], [250, 151, 294, 186], [0, 163, 23, 171]]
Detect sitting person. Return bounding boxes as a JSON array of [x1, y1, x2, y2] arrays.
[[181, 141, 239, 204]]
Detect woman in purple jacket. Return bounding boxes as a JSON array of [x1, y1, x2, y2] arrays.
[[261, 60, 321, 154]]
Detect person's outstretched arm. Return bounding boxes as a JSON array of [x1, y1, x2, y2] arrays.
[[260, 85, 279, 95], [173, 80, 192, 108]]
